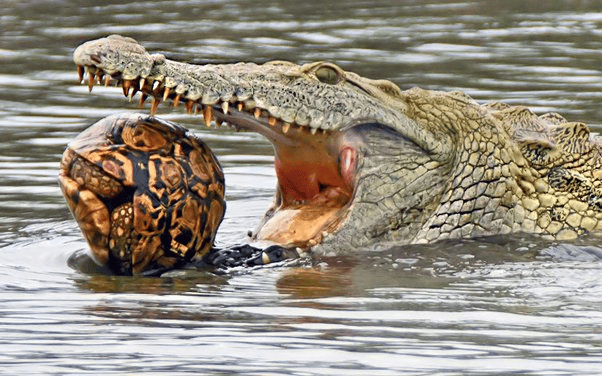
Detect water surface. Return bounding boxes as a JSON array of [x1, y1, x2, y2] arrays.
[[1, 0, 602, 374]]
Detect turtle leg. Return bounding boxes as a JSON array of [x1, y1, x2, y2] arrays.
[[105, 203, 136, 275]]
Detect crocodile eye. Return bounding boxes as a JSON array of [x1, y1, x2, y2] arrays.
[[315, 66, 341, 85]]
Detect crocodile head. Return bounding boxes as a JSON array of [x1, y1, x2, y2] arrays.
[[74, 35, 602, 254]]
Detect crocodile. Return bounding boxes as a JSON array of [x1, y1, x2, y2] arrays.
[[73, 35, 602, 256]]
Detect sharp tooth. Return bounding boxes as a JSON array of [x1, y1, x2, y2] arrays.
[[282, 123, 290, 134], [237, 102, 243, 111], [203, 106, 213, 127], [261, 252, 271, 264], [185, 100, 194, 114], [139, 93, 148, 108], [104, 75, 111, 87], [128, 85, 139, 102], [311, 127, 318, 135], [139, 78, 145, 90], [174, 94, 182, 107], [87, 71, 94, 92], [254, 108, 261, 119], [221, 102, 229, 114], [152, 80, 160, 91], [122, 80, 132, 97], [96, 72, 103, 84], [151, 97, 160, 115], [163, 87, 171, 102], [268, 117, 277, 126], [77, 65, 84, 82]]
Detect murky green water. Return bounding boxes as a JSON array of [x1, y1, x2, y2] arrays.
[[1, 0, 602, 374]]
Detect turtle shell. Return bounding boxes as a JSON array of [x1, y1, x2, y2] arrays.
[[59, 113, 225, 275]]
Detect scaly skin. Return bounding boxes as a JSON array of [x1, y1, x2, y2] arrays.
[[73, 35, 602, 255]]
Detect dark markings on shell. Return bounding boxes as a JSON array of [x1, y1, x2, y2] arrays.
[[59, 114, 225, 275]]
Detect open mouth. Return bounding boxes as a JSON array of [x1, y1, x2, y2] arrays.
[[79, 66, 359, 248]]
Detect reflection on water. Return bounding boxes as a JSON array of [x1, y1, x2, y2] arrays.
[[1, 0, 602, 374]]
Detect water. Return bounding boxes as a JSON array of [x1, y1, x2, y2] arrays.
[[1, 0, 602, 374]]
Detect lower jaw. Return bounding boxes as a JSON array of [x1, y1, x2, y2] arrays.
[[253, 204, 346, 248]]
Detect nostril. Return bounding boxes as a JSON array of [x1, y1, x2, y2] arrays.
[[90, 54, 102, 64]]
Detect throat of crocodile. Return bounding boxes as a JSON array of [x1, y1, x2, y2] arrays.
[[262, 137, 357, 247], [275, 138, 355, 206], [216, 108, 358, 247]]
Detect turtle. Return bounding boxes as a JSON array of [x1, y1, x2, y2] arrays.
[[59, 113, 226, 275]]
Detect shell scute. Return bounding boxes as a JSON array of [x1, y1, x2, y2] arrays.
[[59, 113, 225, 275]]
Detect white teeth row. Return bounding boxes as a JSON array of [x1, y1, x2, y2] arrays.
[[79, 65, 327, 136]]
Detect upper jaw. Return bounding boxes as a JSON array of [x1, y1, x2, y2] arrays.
[[74, 35, 329, 132], [74, 35, 407, 135]]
